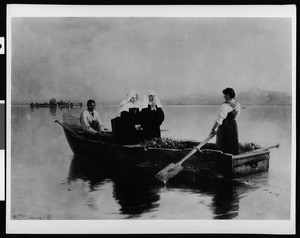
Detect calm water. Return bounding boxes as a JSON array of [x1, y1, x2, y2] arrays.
[[10, 105, 292, 220]]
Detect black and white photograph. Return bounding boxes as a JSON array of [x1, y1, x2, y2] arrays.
[[6, 5, 296, 234]]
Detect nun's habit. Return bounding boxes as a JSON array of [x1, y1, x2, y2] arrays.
[[140, 90, 165, 139], [118, 90, 142, 144]]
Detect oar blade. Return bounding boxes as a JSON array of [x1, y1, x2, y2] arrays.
[[155, 163, 184, 184]]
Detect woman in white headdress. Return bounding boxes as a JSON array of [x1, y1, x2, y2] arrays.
[[118, 90, 140, 114], [140, 90, 165, 139], [117, 90, 142, 144]]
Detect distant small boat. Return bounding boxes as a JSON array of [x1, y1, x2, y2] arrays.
[[56, 114, 274, 180], [30, 102, 82, 108]]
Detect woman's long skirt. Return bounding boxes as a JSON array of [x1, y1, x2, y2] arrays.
[[216, 119, 239, 155]]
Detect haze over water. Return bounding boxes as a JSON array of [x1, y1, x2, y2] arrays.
[[11, 17, 292, 105]]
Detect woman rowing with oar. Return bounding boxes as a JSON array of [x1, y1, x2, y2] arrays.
[[209, 87, 242, 155], [155, 88, 245, 183]]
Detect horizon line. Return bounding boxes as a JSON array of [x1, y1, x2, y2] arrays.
[[11, 103, 292, 106]]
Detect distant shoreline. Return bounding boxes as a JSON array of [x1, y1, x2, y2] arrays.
[[11, 103, 292, 107]]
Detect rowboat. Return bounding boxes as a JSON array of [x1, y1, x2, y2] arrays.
[[56, 114, 275, 180]]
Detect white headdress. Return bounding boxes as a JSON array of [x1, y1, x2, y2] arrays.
[[118, 90, 140, 113], [141, 90, 163, 109]]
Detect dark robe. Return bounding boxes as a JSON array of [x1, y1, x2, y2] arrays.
[[119, 108, 141, 144], [216, 107, 239, 155], [140, 105, 165, 139]]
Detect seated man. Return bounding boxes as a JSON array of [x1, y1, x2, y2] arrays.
[[79, 99, 105, 139]]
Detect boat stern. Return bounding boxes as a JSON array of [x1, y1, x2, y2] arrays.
[[232, 150, 270, 178]]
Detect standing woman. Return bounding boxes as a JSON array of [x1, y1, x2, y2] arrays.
[[118, 90, 142, 144], [140, 90, 165, 139], [210, 88, 242, 155]]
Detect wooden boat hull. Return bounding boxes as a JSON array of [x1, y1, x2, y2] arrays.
[[61, 122, 270, 179]]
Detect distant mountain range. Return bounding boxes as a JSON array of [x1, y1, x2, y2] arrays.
[[163, 88, 292, 105], [14, 87, 292, 106]]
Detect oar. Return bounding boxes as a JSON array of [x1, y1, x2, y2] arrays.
[[247, 143, 280, 153], [138, 128, 169, 132], [160, 129, 169, 132], [155, 133, 215, 184]]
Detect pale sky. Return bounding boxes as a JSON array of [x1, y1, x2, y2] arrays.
[[11, 17, 292, 104]]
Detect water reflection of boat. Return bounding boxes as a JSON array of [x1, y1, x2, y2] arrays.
[[170, 174, 242, 219], [68, 155, 258, 219], [29, 105, 58, 117], [57, 113, 271, 179], [68, 155, 161, 218], [49, 107, 57, 117]]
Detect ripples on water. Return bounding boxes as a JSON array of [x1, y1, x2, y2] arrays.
[[10, 105, 291, 220]]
